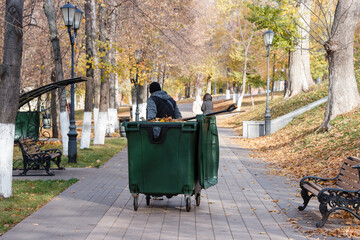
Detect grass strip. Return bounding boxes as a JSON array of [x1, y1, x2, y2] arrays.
[[0, 179, 78, 236]]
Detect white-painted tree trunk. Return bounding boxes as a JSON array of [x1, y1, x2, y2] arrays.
[[226, 89, 231, 100], [139, 102, 147, 120], [80, 111, 92, 149], [192, 94, 203, 115], [60, 111, 69, 156], [131, 103, 136, 120], [131, 103, 147, 120], [93, 107, 99, 130], [115, 78, 119, 130], [94, 111, 107, 145], [107, 108, 117, 135], [232, 92, 237, 103], [0, 123, 15, 198], [236, 94, 244, 112]]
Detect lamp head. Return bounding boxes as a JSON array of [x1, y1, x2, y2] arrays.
[[61, 2, 76, 27], [134, 50, 142, 62], [263, 30, 274, 47], [72, 7, 83, 30]]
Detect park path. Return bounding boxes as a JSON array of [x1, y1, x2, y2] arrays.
[[1, 126, 316, 240]]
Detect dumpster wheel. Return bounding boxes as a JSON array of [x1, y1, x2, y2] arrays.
[[195, 193, 201, 206], [133, 195, 139, 211], [146, 195, 151, 205], [185, 196, 191, 212]]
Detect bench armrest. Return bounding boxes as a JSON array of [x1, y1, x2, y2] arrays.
[[300, 175, 338, 187]]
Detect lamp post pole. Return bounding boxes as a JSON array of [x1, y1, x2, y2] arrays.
[[265, 45, 271, 135], [135, 67, 140, 121], [263, 29, 274, 136], [134, 50, 142, 121], [61, 3, 83, 163], [67, 26, 77, 163]]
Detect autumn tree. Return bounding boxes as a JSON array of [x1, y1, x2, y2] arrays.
[[0, 0, 24, 198], [93, 0, 109, 145], [43, 0, 68, 154], [320, 0, 360, 129], [247, 1, 311, 99], [285, 0, 314, 98], [80, 0, 95, 149]]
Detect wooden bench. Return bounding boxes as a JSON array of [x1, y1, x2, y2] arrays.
[[17, 137, 63, 176], [299, 156, 360, 228]]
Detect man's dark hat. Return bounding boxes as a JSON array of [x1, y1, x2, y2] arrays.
[[150, 82, 161, 93]]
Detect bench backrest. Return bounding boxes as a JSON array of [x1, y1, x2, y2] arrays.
[[336, 156, 360, 190], [18, 137, 41, 157]]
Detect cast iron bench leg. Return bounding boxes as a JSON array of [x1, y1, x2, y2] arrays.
[[298, 188, 313, 211]]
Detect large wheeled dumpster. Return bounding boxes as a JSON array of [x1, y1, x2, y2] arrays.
[[124, 115, 219, 212]]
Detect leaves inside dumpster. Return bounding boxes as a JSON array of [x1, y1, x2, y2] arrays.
[[149, 116, 184, 122]]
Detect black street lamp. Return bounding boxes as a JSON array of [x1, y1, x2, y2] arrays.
[[132, 50, 142, 121], [263, 30, 274, 136], [61, 2, 83, 163]]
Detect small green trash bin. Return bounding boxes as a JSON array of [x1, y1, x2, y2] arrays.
[[124, 121, 198, 211], [15, 111, 40, 140]]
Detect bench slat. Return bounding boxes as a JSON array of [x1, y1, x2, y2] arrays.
[[308, 182, 324, 191], [341, 163, 359, 176], [303, 183, 321, 195], [48, 153, 60, 158], [348, 156, 360, 164], [337, 175, 360, 190]]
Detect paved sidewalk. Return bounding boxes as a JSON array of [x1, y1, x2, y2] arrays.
[[3, 128, 331, 240]]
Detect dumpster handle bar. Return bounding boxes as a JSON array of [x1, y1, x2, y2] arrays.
[[181, 104, 240, 121]]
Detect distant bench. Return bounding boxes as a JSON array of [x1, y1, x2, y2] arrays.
[[298, 156, 360, 227], [17, 137, 63, 176]]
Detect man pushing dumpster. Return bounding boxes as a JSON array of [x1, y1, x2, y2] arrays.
[[146, 82, 182, 120]]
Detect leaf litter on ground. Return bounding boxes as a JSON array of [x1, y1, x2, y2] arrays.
[[217, 81, 360, 238]]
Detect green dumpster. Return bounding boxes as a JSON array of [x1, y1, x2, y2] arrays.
[[125, 121, 198, 211], [15, 111, 40, 140], [124, 116, 219, 212]]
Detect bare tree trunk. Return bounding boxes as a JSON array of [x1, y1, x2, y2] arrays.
[[271, 53, 276, 100], [107, 6, 117, 136], [249, 85, 255, 107], [43, 0, 68, 154], [206, 76, 211, 94], [94, 1, 109, 145], [185, 82, 190, 98], [91, 0, 100, 130], [321, 0, 360, 130], [50, 70, 60, 138], [80, 0, 95, 149], [236, 29, 254, 111], [192, 73, 203, 115], [0, 0, 24, 198], [137, 84, 147, 120], [162, 63, 166, 88], [285, 0, 313, 98], [226, 81, 231, 99]]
